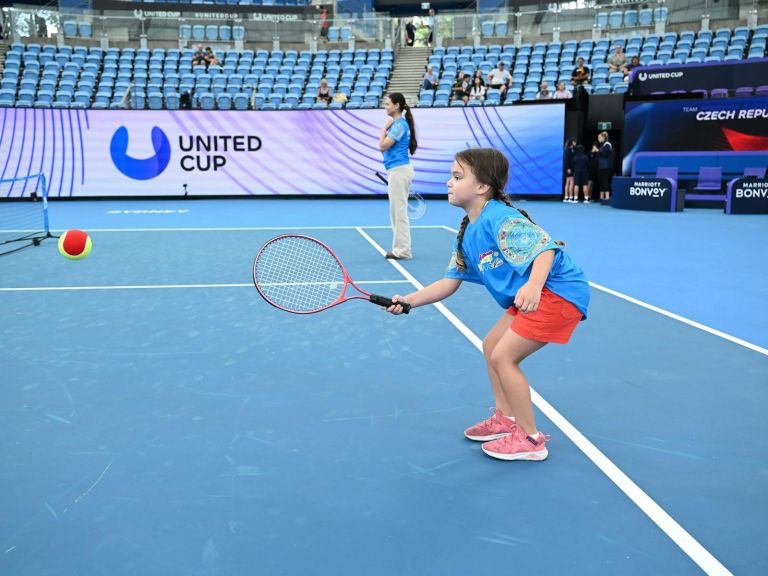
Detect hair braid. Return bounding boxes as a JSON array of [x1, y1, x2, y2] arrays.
[[455, 215, 470, 272]]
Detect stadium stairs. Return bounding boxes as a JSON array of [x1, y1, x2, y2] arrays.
[[385, 46, 430, 106]]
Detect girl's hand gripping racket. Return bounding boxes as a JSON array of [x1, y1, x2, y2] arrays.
[[253, 235, 411, 314]]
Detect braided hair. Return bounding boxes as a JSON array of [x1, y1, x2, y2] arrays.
[[454, 148, 563, 273]]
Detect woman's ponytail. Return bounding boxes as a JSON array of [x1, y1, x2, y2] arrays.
[[404, 105, 418, 155]]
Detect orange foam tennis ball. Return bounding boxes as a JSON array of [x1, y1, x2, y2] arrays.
[[58, 229, 92, 260]]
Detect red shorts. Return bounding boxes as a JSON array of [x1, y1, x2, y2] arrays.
[[507, 287, 583, 344]]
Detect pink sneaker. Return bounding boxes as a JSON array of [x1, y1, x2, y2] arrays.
[[481, 426, 550, 461], [464, 408, 516, 441]]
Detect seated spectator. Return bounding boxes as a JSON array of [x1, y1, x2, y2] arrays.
[[487, 61, 512, 101], [624, 55, 641, 82], [422, 65, 438, 91], [317, 79, 332, 103], [468, 76, 486, 101], [553, 81, 572, 99], [536, 81, 552, 100], [608, 45, 627, 74], [571, 57, 590, 87], [451, 72, 471, 103], [332, 91, 348, 104], [204, 47, 219, 67], [472, 69, 485, 87], [192, 44, 207, 67]]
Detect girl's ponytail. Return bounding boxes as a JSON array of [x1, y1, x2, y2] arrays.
[[403, 105, 418, 155]]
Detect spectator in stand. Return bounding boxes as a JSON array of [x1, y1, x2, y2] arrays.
[[204, 47, 219, 67], [317, 78, 332, 103], [422, 65, 438, 91], [570, 57, 590, 87], [405, 18, 416, 47], [451, 72, 471, 104], [426, 8, 436, 48], [624, 55, 641, 82], [318, 6, 330, 42], [192, 44, 207, 67], [473, 69, 486, 87], [608, 45, 627, 75], [536, 81, 552, 100], [469, 76, 487, 102], [553, 81, 572, 99], [487, 61, 512, 101]]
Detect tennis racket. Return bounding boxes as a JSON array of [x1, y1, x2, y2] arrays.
[[253, 235, 411, 314], [374, 171, 428, 220]]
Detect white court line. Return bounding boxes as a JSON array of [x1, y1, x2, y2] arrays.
[[358, 226, 733, 576], [589, 282, 768, 357], [440, 226, 767, 357], [0, 225, 447, 233], [0, 280, 411, 293]]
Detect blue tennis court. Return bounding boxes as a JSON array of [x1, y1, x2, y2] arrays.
[[1, 198, 766, 576]]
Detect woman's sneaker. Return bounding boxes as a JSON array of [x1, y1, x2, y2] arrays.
[[481, 426, 550, 461], [464, 408, 516, 441]]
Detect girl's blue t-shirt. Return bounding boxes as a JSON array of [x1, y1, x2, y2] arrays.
[[445, 199, 590, 318], [383, 118, 410, 170]]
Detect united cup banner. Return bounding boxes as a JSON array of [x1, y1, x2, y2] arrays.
[[0, 106, 565, 198], [629, 59, 768, 97]]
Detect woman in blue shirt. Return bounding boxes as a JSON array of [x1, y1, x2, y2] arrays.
[[379, 92, 418, 259], [385, 148, 590, 462]]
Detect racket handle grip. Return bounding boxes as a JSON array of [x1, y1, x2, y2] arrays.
[[369, 294, 411, 314]]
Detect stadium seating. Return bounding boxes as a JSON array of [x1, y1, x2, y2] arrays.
[[1, 19, 763, 111]]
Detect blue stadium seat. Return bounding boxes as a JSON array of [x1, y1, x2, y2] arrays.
[[219, 26, 232, 41], [595, 13, 608, 28], [481, 21, 493, 38], [148, 92, 163, 110], [624, 10, 638, 27], [79, 22, 92, 38], [654, 7, 668, 23], [217, 93, 232, 110], [340, 27, 352, 41], [198, 92, 215, 110], [609, 11, 623, 29], [180, 25, 192, 40], [192, 26, 205, 41], [638, 9, 653, 27], [495, 21, 508, 37], [206, 26, 218, 41], [63, 21, 78, 37]]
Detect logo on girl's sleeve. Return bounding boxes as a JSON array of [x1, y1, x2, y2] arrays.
[[497, 217, 552, 266]]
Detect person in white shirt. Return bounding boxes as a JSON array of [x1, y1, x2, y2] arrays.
[[552, 81, 572, 99], [608, 45, 627, 74], [469, 77, 486, 101], [422, 65, 438, 91], [487, 62, 512, 101], [536, 81, 552, 100]]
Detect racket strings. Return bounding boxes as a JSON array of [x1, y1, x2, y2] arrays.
[[255, 237, 345, 312]]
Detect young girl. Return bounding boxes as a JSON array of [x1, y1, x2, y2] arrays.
[[379, 92, 417, 260], [386, 148, 589, 461]]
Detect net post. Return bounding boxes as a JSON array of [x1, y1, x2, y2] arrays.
[[40, 173, 51, 235]]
